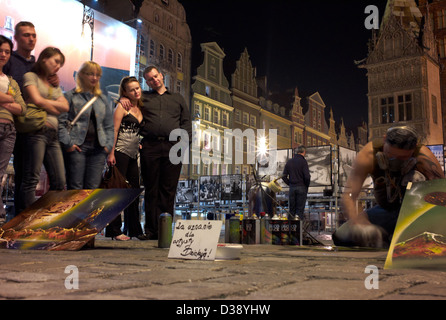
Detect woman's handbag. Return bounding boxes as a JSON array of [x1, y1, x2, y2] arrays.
[[99, 165, 131, 189], [14, 103, 47, 133]]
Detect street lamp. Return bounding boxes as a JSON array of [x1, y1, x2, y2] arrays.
[[81, 4, 94, 60]]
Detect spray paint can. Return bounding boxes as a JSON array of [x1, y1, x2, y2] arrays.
[[280, 217, 289, 245], [242, 216, 260, 244], [158, 212, 172, 248], [260, 214, 272, 244], [228, 215, 241, 244], [271, 214, 281, 245], [289, 216, 302, 246]]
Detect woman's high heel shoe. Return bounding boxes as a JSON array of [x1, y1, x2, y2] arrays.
[[112, 234, 130, 241]]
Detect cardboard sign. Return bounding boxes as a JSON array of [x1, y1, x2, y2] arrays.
[[168, 220, 222, 261]]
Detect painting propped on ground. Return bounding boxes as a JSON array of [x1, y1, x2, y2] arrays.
[[0, 189, 142, 251], [385, 179, 446, 270]]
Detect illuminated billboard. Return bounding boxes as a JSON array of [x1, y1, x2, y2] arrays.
[[0, 0, 137, 99]]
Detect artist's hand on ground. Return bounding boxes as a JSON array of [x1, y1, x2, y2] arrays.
[[350, 223, 385, 248]]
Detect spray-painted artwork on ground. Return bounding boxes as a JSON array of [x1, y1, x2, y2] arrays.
[[385, 179, 446, 270], [0, 189, 142, 251]]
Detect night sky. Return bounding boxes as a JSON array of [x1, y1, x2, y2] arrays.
[[179, 0, 389, 133]]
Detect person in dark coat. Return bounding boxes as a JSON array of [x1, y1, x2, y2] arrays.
[[282, 145, 311, 220]]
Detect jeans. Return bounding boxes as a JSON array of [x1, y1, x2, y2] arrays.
[[0, 123, 16, 220], [65, 142, 107, 190], [289, 185, 308, 220], [21, 128, 66, 210]]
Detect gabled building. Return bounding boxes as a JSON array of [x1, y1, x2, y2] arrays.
[[360, 0, 443, 144], [190, 42, 234, 178], [419, 0, 446, 145], [231, 48, 261, 175], [302, 92, 331, 147]]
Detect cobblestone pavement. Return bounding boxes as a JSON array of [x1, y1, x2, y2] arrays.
[[1, 235, 446, 302]]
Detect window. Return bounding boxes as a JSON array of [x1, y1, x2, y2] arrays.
[[159, 44, 165, 61], [432, 95, 438, 124], [213, 109, 220, 125], [397, 94, 412, 122], [243, 112, 249, 125], [149, 40, 155, 56], [222, 112, 229, 127], [380, 97, 395, 124], [193, 102, 201, 118], [204, 106, 210, 121], [437, 9, 446, 29], [140, 35, 146, 58], [250, 115, 256, 128], [168, 49, 173, 65], [439, 38, 446, 58], [235, 110, 241, 123], [176, 80, 182, 94], [177, 53, 183, 71]]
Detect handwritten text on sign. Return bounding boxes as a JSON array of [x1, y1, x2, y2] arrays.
[[168, 220, 222, 261]]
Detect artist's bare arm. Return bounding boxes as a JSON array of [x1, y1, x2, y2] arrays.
[[341, 142, 375, 224], [416, 146, 445, 180]]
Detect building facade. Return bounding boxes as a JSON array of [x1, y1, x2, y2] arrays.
[[231, 48, 261, 176], [360, 0, 443, 145], [190, 42, 234, 179], [419, 0, 446, 145]]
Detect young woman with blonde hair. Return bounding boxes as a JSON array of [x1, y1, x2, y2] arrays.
[[59, 61, 114, 189]]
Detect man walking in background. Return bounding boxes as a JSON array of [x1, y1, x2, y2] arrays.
[[283, 146, 311, 221]]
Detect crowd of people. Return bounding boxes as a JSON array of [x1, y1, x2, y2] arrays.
[[1, 21, 444, 250], [0, 21, 192, 242]]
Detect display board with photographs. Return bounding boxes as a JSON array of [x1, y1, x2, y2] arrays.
[[306, 146, 332, 187], [221, 174, 243, 201], [338, 146, 356, 187], [199, 176, 221, 202], [176, 180, 199, 204]]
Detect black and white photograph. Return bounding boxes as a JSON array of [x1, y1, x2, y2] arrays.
[[306, 146, 332, 187], [199, 175, 221, 202], [176, 180, 199, 204], [338, 146, 357, 187], [221, 174, 243, 201]]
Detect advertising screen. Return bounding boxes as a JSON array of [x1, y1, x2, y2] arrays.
[[0, 0, 137, 99]]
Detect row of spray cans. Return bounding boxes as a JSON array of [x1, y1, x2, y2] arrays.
[[225, 212, 302, 246]]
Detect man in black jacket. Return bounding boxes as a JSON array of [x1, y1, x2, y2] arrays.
[[282, 146, 311, 220], [139, 66, 191, 240]]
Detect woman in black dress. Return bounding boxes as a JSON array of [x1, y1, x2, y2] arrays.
[[106, 76, 144, 240]]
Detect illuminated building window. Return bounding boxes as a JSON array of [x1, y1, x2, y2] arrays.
[[168, 48, 173, 65], [159, 44, 165, 61], [397, 94, 412, 122], [149, 40, 155, 56], [380, 97, 395, 124], [177, 53, 183, 71]]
